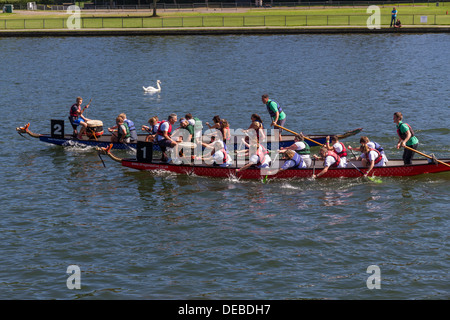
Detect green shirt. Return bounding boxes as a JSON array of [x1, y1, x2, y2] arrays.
[[397, 121, 419, 146], [182, 124, 195, 142], [267, 100, 286, 121]]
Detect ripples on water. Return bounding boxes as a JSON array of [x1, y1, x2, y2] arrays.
[[1, 34, 449, 300]]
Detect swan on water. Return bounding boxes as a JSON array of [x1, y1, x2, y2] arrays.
[[143, 80, 162, 93]]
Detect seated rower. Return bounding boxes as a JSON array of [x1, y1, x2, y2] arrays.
[[69, 96, 91, 139], [119, 113, 138, 142], [142, 116, 160, 142], [236, 140, 271, 173], [312, 146, 345, 179], [249, 114, 264, 130], [205, 115, 221, 130], [360, 144, 386, 177], [279, 149, 307, 172], [220, 119, 231, 149], [110, 116, 131, 144], [178, 118, 194, 143], [171, 118, 196, 162], [197, 140, 232, 167], [185, 113, 203, 145], [326, 135, 348, 167], [279, 134, 312, 167], [243, 120, 266, 143], [156, 113, 178, 162], [349, 136, 388, 163]]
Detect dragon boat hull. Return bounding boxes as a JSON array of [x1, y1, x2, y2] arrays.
[[119, 158, 450, 180], [19, 123, 363, 150]]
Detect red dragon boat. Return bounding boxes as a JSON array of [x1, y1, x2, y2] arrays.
[[98, 144, 450, 180]]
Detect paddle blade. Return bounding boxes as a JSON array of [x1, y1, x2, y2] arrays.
[[368, 176, 382, 183]]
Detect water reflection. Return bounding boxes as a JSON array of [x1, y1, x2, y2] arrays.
[[320, 190, 352, 207]]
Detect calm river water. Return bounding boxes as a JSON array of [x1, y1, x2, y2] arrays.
[[0, 33, 449, 300]]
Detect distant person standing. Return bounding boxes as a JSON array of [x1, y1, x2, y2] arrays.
[[390, 7, 398, 27], [393, 112, 419, 165], [262, 94, 286, 142]]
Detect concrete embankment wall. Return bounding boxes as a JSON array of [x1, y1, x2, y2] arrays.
[[1, 26, 449, 37]]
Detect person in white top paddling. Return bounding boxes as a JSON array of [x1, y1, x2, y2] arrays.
[[359, 144, 387, 177], [326, 135, 348, 168], [279, 134, 312, 167]]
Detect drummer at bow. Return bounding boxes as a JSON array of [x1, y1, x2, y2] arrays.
[[69, 96, 91, 139]]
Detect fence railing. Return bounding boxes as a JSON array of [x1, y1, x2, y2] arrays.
[[1, 14, 449, 29]]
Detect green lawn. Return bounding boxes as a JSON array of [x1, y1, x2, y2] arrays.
[[1, 3, 449, 28]]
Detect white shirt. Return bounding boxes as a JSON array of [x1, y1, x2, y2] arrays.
[[152, 123, 160, 134], [333, 142, 347, 166], [367, 142, 388, 162], [250, 153, 271, 168], [213, 150, 232, 167], [324, 155, 346, 168], [361, 151, 386, 167], [294, 141, 311, 159]]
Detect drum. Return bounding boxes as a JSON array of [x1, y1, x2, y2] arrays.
[[86, 120, 104, 139]]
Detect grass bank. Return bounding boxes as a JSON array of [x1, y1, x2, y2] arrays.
[[0, 4, 449, 29]]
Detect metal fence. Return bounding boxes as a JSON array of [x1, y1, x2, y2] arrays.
[[1, 14, 449, 28]]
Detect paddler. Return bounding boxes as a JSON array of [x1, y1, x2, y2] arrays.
[[262, 94, 286, 142], [393, 112, 419, 165], [279, 134, 312, 168], [312, 146, 345, 179], [348, 136, 388, 163], [184, 113, 203, 146], [69, 96, 91, 139], [278, 149, 307, 172], [236, 139, 271, 173], [119, 113, 138, 142], [325, 135, 348, 168], [110, 116, 131, 144], [142, 116, 160, 142], [197, 140, 232, 167], [156, 113, 178, 162], [360, 144, 386, 177]]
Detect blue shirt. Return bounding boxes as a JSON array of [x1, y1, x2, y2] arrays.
[[392, 10, 397, 17]]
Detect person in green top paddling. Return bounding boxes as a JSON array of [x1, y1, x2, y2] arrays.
[[393, 112, 419, 165], [110, 116, 131, 143], [262, 94, 286, 142], [179, 118, 195, 143]]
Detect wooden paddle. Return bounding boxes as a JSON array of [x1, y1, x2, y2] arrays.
[[274, 124, 324, 146], [403, 145, 450, 168]]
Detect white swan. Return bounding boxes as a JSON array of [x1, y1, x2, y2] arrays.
[[143, 80, 162, 93]]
